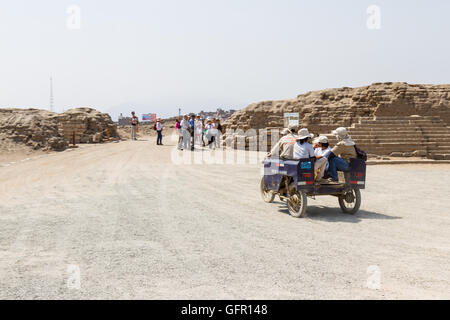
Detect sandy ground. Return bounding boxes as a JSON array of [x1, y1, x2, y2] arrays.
[[0, 135, 449, 299], [0, 137, 48, 164]]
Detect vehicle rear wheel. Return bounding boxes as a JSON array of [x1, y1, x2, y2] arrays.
[[287, 190, 307, 218], [338, 189, 361, 214], [260, 176, 275, 203]]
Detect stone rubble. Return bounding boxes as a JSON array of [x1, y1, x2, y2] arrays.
[[223, 82, 450, 159], [0, 107, 119, 152]]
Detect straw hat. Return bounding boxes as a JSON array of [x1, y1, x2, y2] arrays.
[[297, 128, 314, 140], [332, 127, 348, 139]]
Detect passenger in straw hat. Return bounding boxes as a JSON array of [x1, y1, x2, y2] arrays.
[[267, 124, 298, 159], [293, 128, 327, 182], [293, 128, 315, 160], [178, 114, 191, 150], [327, 127, 357, 182]]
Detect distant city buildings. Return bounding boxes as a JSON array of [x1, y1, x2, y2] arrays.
[[117, 108, 237, 126], [198, 108, 237, 120], [118, 113, 130, 126], [117, 109, 237, 125]]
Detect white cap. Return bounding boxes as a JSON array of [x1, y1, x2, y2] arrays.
[[318, 136, 328, 144]]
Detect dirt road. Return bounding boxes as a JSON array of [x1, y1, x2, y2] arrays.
[[0, 138, 449, 299]]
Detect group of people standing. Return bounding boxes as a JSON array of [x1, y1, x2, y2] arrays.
[[268, 125, 357, 184], [129, 111, 224, 149], [175, 115, 223, 151]]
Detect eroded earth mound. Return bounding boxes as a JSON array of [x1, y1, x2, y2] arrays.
[[0, 107, 119, 152], [225, 82, 450, 133]]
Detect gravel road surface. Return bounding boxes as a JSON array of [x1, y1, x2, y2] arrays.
[[0, 138, 449, 299]]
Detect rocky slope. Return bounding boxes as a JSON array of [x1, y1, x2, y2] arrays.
[[224, 82, 450, 133], [0, 107, 119, 151]]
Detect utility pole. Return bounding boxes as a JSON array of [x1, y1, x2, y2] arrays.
[[49, 77, 54, 112], [178, 108, 181, 118]]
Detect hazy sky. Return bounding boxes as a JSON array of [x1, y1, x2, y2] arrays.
[[1, 0, 449, 119]]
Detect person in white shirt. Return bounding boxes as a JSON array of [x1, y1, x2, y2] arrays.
[[205, 119, 217, 149], [314, 136, 332, 157], [294, 128, 328, 182], [194, 116, 203, 146], [313, 135, 331, 181], [178, 115, 191, 150], [293, 128, 315, 159]]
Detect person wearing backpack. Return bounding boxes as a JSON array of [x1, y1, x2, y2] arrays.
[[327, 127, 357, 182]]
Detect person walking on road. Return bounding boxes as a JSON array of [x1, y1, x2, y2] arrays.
[[200, 118, 206, 146], [194, 116, 203, 146], [178, 115, 191, 151], [130, 111, 139, 141], [205, 119, 217, 149], [215, 119, 222, 148], [189, 114, 195, 151], [155, 118, 163, 145], [175, 118, 182, 144]]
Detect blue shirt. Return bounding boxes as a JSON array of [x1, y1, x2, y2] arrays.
[[189, 119, 195, 129]]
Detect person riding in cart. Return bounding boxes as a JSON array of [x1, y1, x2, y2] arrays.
[[293, 128, 328, 183], [267, 124, 298, 159], [327, 127, 357, 182]]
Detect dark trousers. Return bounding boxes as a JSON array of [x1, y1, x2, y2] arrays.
[[208, 136, 215, 149], [157, 131, 163, 145], [328, 156, 349, 181]]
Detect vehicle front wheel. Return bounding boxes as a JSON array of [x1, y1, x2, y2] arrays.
[[287, 190, 307, 218], [338, 189, 361, 214], [260, 176, 275, 203]]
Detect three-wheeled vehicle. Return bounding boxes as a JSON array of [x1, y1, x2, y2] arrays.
[[260, 157, 366, 218]]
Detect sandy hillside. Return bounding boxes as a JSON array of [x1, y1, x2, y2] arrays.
[[0, 108, 119, 154]]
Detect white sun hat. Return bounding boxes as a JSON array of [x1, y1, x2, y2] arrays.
[[297, 128, 314, 140], [332, 127, 355, 146], [332, 127, 348, 139]]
